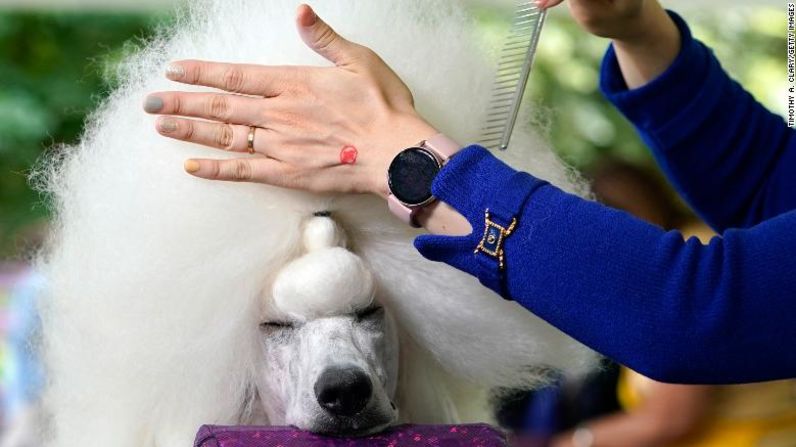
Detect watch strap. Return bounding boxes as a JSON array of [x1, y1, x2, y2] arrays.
[[387, 193, 420, 227], [424, 133, 460, 161]]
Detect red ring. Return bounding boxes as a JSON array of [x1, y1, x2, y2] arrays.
[[340, 145, 358, 165]]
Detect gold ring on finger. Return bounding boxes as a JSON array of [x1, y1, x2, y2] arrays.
[[247, 126, 257, 154]]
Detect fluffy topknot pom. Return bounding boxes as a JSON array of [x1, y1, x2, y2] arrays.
[[272, 215, 373, 319], [303, 214, 347, 252]]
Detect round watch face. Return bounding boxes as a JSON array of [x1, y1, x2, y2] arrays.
[[387, 147, 442, 206]]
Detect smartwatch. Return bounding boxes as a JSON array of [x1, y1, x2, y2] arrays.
[[386, 134, 461, 227]]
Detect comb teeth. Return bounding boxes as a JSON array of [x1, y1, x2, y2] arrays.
[[479, 1, 546, 151]]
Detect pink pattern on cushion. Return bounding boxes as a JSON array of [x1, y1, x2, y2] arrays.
[[194, 424, 509, 447]]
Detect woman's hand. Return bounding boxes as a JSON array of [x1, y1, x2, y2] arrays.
[[539, 0, 680, 89], [539, 0, 648, 41], [144, 4, 437, 198]]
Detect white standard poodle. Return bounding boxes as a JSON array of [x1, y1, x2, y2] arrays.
[[36, 0, 595, 446]]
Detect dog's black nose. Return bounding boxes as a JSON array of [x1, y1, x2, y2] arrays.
[[314, 366, 372, 417]]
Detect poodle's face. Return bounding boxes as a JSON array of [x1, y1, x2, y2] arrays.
[[256, 299, 400, 436], [255, 219, 401, 434]]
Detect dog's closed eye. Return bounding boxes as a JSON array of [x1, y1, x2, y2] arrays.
[[259, 321, 295, 334], [260, 321, 293, 328], [355, 305, 383, 322]]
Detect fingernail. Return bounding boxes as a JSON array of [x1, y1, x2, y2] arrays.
[[184, 160, 201, 173], [299, 4, 317, 27], [143, 95, 164, 113], [158, 118, 178, 133], [166, 64, 185, 79]]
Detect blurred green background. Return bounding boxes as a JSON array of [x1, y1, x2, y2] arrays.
[[0, 12, 171, 256], [0, 5, 786, 256]]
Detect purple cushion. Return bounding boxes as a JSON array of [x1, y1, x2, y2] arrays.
[[194, 424, 508, 447]]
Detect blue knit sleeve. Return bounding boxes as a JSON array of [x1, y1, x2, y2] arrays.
[[600, 11, 796, 231], [415, 146, 796, 384]]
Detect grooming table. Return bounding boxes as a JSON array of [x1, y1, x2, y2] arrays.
[[194, 424, 509, 446]]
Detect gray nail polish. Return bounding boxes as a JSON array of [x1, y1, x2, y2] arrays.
[[158, 118, 178, 133], [144, 96, 164, 113]]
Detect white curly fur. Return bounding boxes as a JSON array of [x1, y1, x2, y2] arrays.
[[37, 1, 595, 445]]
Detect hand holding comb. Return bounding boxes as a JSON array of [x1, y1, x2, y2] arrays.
[[480, 1, 547, 151]]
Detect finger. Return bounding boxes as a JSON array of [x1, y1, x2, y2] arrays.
[[184, 157, 296, 185], [165, 60, 295, 96], [538, 0, 565, 8], [144, 92, 268, 126], [295, 4, 362, 66], [257, 144, 331, 169], [155, 117, 276, 155]]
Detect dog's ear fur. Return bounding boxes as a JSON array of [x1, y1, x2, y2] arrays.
[[394, 330, 492, 425], [337, 199, 595, 390]]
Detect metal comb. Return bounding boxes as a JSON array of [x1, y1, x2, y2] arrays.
[[479, 1, 547, 151]]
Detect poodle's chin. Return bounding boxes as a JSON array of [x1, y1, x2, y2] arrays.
[[305, 410, 398, 437]]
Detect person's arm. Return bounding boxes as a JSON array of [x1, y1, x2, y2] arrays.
[[424, 5, 796, 235], [542, 0, 681, 90], [543, 0, 796, 231], [415, 146, 796, 384], [600, 12, 796, 231], [551, 381, 713, 447]]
